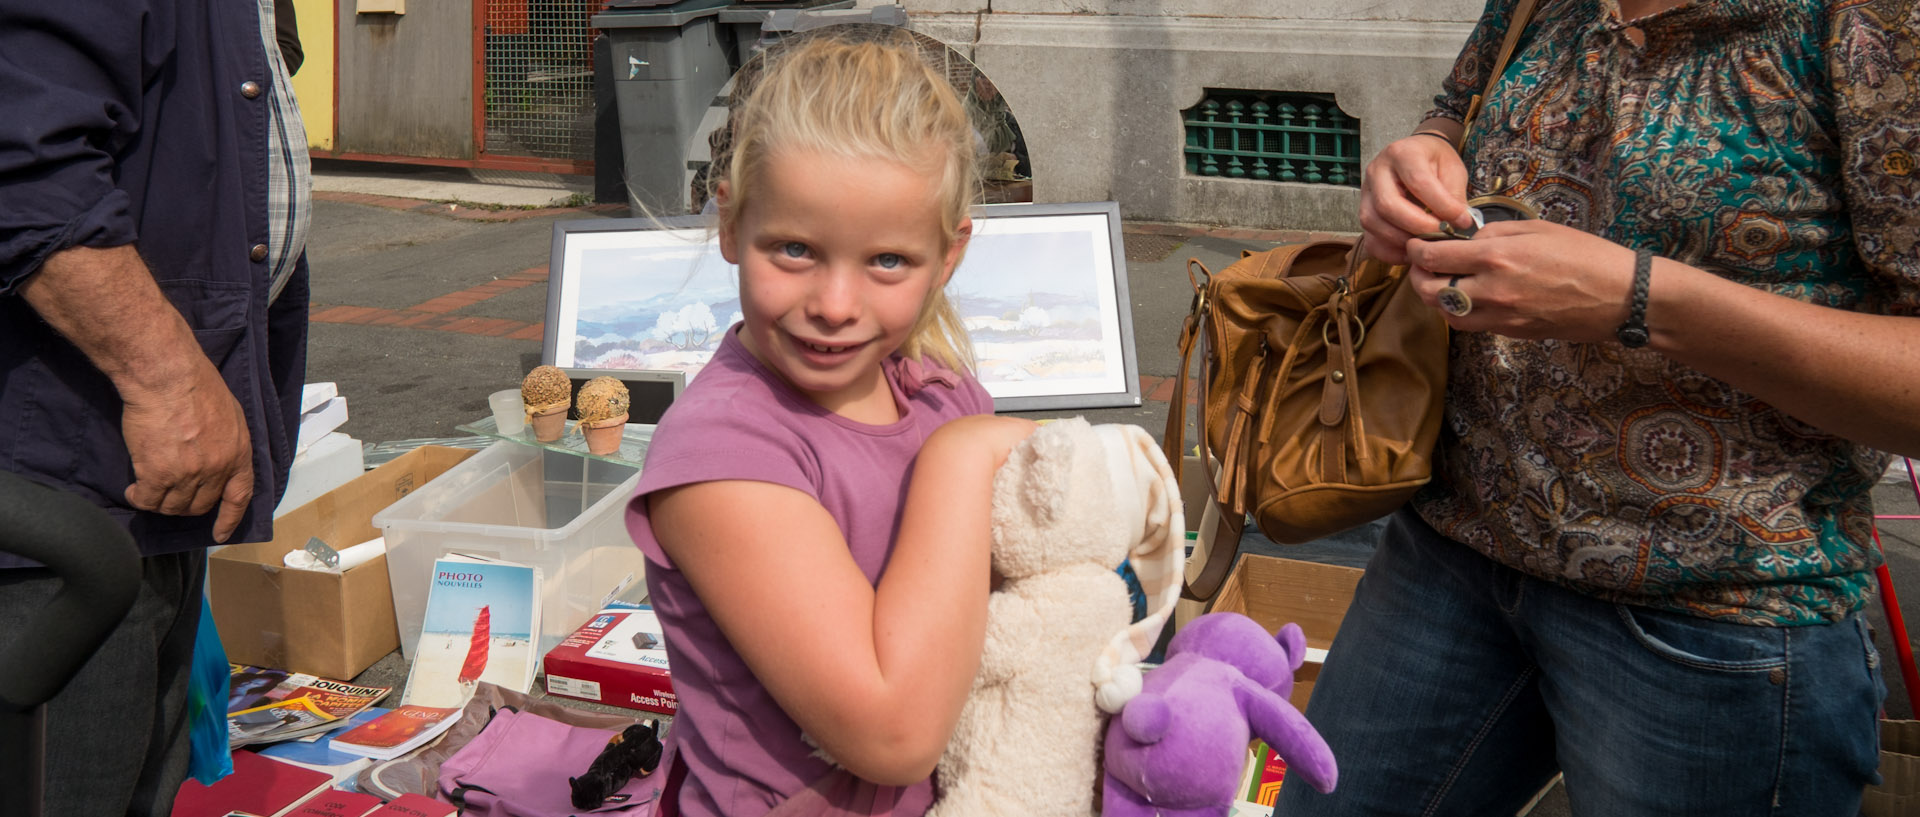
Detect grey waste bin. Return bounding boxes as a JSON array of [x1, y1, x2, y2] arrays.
[[593, 0, 736, 215], [594, 1, 906, 215], [716, 0, 878, 67]]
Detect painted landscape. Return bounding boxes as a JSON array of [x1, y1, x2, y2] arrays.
[[562, 217, 1122, 396]]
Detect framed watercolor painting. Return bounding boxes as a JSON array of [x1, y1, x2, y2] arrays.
[[542, 202, 1140, 412]]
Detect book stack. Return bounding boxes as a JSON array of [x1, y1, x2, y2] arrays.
[[226, 665, 392, 748], [254, 708, 388, 786]]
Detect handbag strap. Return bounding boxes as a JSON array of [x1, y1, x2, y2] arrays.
[[1163, 257, 1247, 602], [1459, 0, 1541, 142]]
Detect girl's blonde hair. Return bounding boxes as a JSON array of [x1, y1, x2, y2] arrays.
[[715, 27, 980, 373]]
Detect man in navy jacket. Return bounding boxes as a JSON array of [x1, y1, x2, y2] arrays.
[[0, 0, 309, 813]]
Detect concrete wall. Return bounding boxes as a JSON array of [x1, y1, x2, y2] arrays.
[[894, 1, 1480, 231]]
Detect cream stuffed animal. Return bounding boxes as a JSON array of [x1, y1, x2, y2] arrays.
[[926, 418, 1185, 817]]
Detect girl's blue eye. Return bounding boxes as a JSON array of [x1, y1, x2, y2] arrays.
[[874, 253, 905, 270], [780, 242, 808, 258]]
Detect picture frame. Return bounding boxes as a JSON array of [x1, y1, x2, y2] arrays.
[[542, 202, 1140, 412]]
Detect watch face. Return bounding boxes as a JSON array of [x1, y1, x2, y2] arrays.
[[1617, 326, 1650, 348]]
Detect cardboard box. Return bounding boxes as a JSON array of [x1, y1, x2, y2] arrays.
[[1180, 453, 1211, 531], [1865, 719, 1920, 817], [1191, 553, 1363, 713], [543, 604, 676, 714], [210, 446, 475, 680]]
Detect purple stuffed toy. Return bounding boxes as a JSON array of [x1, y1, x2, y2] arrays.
[[1102, 612, 1337, 816]]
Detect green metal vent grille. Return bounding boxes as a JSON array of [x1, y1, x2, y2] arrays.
[[1184, 91, 1359, 185]]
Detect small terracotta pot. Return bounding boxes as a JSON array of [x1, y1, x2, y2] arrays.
[[582, 413, 628, 456], [529, 406, 568, 442]]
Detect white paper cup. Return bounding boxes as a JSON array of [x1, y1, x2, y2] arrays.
[[489, 389, 527, 435]]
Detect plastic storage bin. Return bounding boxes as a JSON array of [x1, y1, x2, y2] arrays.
[[374, 440, 646, 660]]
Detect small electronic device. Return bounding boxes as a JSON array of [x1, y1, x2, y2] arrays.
[[559, 368, 685, 425]]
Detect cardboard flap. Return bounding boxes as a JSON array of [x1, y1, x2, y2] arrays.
[[210, 446, 475, 679]]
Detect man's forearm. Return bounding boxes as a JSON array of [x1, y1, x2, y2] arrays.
[[18, 244, 212, 396]]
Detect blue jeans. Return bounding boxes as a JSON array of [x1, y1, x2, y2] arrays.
[[1275, 508, 1884, 817]]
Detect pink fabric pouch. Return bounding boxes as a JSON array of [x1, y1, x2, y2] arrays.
[[439, 706, 661, 816]]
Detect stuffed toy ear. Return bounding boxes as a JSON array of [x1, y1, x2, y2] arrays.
[[1089, 424, 1186, 714], [1277, 623, 1307, 673]]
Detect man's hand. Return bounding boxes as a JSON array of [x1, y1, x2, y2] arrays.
[[119, 366, 254, 542], [21, 245, 255, 542]]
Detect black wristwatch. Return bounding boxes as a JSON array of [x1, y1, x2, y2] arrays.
[[1617, 249, 1652, 349]]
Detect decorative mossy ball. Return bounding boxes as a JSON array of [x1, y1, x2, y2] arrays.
[[521, 365, 572, 411], [575, 376, 630, 423]]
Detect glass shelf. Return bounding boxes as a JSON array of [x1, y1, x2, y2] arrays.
[[456, 415, 656, 466]]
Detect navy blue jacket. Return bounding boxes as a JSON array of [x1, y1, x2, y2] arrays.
[[0, 0, 306, 567]]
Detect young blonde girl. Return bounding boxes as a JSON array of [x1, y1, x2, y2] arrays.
[[624, 30, 1036, 817]]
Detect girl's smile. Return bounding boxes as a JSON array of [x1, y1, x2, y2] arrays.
[[719, 146, 969, 423]]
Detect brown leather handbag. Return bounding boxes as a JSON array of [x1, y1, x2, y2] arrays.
[[1164, 0, 1539, 602], [1162, 245, 1447, 600]]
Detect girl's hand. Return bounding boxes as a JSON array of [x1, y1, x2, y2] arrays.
[[1358, 133, 1474, 265], [1405, 219, 1638, 343]]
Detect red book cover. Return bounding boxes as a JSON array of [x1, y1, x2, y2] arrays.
[[365, 793, 457, 817], [328, 705, 461, 760], [284, 788, 383, 817], [169, 750, 334, 817], [1247, 740, 1290, 807]]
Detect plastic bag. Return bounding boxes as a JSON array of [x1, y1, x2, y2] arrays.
[[186, 593, 233, 785]]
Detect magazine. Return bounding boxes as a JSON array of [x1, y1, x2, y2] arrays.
[[329, 704, 463, 761], [400, 554, 541, 708], [228, 664, 296, 713], [227, 664, 392, 747]]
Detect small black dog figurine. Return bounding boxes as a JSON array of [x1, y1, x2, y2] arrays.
[[570, 721, 665, 809]]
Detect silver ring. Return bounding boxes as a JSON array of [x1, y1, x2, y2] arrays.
[[1438, 275, 1472, 317]]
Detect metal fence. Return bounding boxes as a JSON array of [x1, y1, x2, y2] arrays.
[[1184, 90, 1360, 186], [482, 0, 596, 163]]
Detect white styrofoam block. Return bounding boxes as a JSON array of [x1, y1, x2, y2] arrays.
[[300, 382, 340, 414], [296, 396, 349, 453], [274, 432, 366, 517]]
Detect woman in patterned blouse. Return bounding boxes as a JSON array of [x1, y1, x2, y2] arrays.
[[1278, 0, 1920, 814]]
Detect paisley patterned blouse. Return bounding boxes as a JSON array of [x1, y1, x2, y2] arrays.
[[1414, 0, 1920, 624]]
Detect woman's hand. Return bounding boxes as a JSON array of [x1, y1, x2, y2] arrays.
[[1359, 133, 1475, 265], [1405, 219, 1638, 343]]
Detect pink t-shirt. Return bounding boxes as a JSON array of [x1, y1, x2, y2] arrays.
[[626, 328, 993, 817]]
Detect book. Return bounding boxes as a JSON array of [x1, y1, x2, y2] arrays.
[[254, 707, 387, 785], [543, 603, 676, 714], [1243, 739, 1290, 807], [282, 789, 383, 817], [363, 793, 457, 817], [169, 749, 334, 817], [227, 667, 392, 747], [328, 704, 462, 761], [401, 554, 541, 708]]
